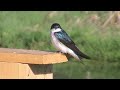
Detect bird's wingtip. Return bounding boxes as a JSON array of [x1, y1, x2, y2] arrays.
[[85, 56, 91, 60]]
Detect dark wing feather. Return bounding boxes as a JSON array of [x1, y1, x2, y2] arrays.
[[54, 30, 90, 59]]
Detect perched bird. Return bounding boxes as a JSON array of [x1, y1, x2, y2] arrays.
[[50, 23, 90, 61]]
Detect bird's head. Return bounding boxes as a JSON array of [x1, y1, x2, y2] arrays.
[[51, 23, 62, 29], [50, 23, 62, 33]]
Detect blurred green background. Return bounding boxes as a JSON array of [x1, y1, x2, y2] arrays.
[[0, 11, 120, 79]]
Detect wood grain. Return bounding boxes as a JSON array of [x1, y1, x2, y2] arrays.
[[0, 48, 68, 64]]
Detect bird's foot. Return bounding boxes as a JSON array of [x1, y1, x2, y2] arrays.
[[56, 51, 61, 53], [65, 53, 72, 59], [56, 51, 64, 54], [56, 51, 66, 54], [56, 51, 72, 59]]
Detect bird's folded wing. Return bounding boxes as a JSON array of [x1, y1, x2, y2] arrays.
[[54, 31, 90, 59]]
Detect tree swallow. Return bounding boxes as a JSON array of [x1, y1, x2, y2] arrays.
[[50, 23, 90, 61]]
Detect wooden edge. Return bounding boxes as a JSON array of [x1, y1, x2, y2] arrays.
[[0, 48, 68, 64]]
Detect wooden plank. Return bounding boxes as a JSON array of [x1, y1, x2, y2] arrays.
[[0, 48, 68, 64], [0, 62, 53, 79], [18, 64, 29, 79], [0, 62, 19, 79]]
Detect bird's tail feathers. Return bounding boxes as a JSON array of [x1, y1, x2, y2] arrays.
[[74, 47, 91, 60]]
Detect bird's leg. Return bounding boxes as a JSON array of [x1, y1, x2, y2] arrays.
[[56, 51, 66, 55], [64, 53, 73, 59], [56, 51, 72, 59], [56, 51, 61, 53]]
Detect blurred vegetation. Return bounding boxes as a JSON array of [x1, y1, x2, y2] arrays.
[[0, 11, 120, 79]]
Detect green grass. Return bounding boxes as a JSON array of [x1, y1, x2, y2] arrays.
[[0, 11, 120, 79]]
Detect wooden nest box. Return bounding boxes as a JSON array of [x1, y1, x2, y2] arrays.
[[0, 48, 68, 79]]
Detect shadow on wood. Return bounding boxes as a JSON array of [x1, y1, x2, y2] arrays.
[[28, 64, 52, 74]]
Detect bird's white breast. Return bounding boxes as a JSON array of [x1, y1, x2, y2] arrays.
[[51, 31, 67, 53]]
